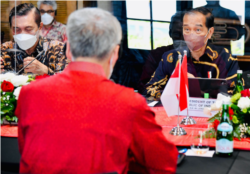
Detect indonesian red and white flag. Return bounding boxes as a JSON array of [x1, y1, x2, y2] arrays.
[[161, 53, 189, 116]]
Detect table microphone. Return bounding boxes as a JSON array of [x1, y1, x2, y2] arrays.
[[16, 50, 45, 74], [6, 49, 26, 55]]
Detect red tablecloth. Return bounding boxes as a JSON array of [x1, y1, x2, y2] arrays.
[[1, 125, 18, 137], [1, 107, 250, 150], [151, 107, 250, 151]]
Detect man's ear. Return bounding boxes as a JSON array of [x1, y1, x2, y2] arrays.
[[66, 41, 73, 61], [112, 45, 120, 66], [208, 27, 214, 39]]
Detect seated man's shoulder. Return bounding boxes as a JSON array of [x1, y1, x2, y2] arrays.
[[56, 21, 66, 27], [22, 77, 149, 114], [206, 43, 230, 58], [104, 81, 148, 108], [208, 44, 238, 64], [162, 49, 181, 64], [43, 38, 64, 49], [55, 21, 66, 30], [50, 40, 64, 48], [1, 41, 14, 50], [22, 76, 57, 92]]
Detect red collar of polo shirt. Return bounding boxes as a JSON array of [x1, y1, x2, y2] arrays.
[[66, 61, 106, 77]]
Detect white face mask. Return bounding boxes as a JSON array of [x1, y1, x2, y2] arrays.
[[108, 55, 114, 79], [41, 13, 54, 25], [13, 31, 39, 50]]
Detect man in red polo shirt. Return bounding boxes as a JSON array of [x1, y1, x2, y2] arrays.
[[16, 8, 178, 174]]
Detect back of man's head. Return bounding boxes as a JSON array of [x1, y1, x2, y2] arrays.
[[9, 3, 41, 27], [169, 11, 184, 41], [67, 8, 122, 61]]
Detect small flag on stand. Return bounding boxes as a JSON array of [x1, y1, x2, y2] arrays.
[[161, 53, 189, 116]]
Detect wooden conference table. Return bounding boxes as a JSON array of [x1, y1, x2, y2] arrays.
[[1, 106, 250, 174]]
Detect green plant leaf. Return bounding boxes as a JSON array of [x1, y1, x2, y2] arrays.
[[9, 97, 17, 105], [195, 128, 217, 139], [5, 103, 15, 111], [234, 125, 241, 140], [242, 108, 248, 114], [0, 110, 8, 115], [5, 115, 11, 121], [232, 116, 239, 124], [12, 116, 18, 122], [5, 92, 14, 97], [231, 104, 240, 111], [231, 93, 241, 103], [1, 102, 5, 108], [208, 112, 221, 123], [247, 127, 250, 135]]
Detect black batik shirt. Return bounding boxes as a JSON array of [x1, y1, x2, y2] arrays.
[[1, 37, 68, 75], [144, 43, 239, 99]]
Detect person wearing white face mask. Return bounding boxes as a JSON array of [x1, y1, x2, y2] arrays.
[[144, 7, 239, 100], [37, 0, 67, 42], [0, 3, 68, 75]]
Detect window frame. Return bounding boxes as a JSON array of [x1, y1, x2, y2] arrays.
[[126, 0, 173, 50]]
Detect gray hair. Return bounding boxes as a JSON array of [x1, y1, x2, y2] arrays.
[[37, 0, 57, 10], [67, 8, 122, 60]]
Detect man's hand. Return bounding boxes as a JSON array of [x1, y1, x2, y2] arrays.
[[0, 56, 5, 72], [188, 73, 195, 78], [23, 57, 48, 75]]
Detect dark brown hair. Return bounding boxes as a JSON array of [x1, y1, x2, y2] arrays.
[[9, 3, 41, 27], [184, 7, 214, 29]]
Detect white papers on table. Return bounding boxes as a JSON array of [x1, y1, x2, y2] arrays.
[[148, 101, 159, 107], [185, 149, 215, 157]]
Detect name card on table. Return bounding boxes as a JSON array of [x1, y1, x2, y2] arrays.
[[180, 97, 217, 117], [148, 101, 159, 107]]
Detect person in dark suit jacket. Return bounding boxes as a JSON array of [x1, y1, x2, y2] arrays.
[[145, 7, 239, 100], [138, 12, 185, 94], [16, 8, 178, 174], [204, 1, 240, 20]]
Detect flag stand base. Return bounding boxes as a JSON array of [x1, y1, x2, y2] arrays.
[[180, 116, 196, 125], [170, 125, 187, 136]]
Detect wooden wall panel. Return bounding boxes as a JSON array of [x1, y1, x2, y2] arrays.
[[67, 1, 77, 17], [1, 22, 10, 43], [1, 1, 10, 22], [1, 1, 12, 43], [83, 1, 97, 8]]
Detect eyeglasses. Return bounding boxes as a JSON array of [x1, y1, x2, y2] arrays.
[[40, 10, 55, 14]]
